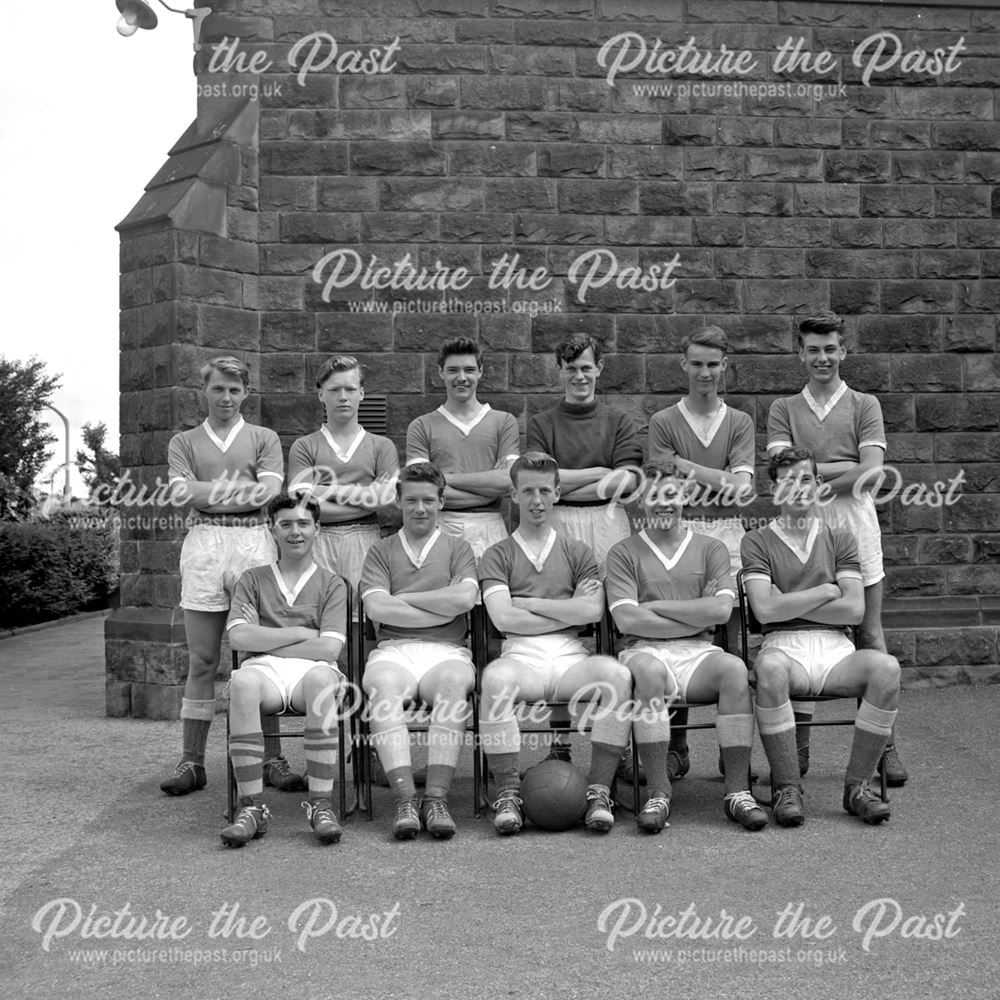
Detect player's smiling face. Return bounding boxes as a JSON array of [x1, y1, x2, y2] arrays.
[[772, 459, 819, 514], [511, 469, 560, 527], [398, 480, 444, 536], [319, 367, 363, 424], [642, 473, 685, 531], [558, 348, 602, 404], [798, 332, 846, 385], [440, 354, 481, 403], [271, 504, 318, 559], [681, 344, 727, 397], [203, 370, 248, 425]]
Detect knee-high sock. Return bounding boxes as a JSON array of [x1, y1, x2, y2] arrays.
[[305, 726, 338, 798], [425, 701, 469, 800], [230, 730, 264, 798], [588, 704, 632, 788], [181, 698, 215, 766], [755, 700, 798, 787], [846, 701, 897, 786], [633, 708, 671, 798], [480, 716, 521, 793], [372, 724, 415, 803], [717, 712, 754, 797]]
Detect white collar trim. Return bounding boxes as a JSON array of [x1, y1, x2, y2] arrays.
[[770, 518, 821, 565], [320, 425, 366, 463], [269, 562, 317, 606], [203, 417, 245, 453], [438, 403, 491, 436], [678, 399, 727, 448], [802, 382, 848, 422], [399, 528, 441, 569], [639, 528, 692, 573], [512, 528, 557, 573]]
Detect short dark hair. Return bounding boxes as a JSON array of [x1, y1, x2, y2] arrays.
[[682, 326, 728, 355], [796, 312, 844, 347], [267, 492, 321, 523], [555, 334, 602, 367], [437, 338, 482, 370], [768, 447, 818, 483], [643, 460, 679, 482], [316, 355, 364, 389], [510, 451, 559, 488], [397, 462, 447, 499]]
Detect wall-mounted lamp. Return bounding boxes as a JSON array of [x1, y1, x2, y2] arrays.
[[115, 0, 212, 51]]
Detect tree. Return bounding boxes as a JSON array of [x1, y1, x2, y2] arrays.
[[0, 356, 61, 520], [76, 422, 121, 501]]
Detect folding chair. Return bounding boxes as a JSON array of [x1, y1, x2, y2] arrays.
[[605, 618, 733, 754], [736, 570, 887, 802], [225, 583, 356, 823], [474, 610, 642, 817], [355, 602, 484, 820]]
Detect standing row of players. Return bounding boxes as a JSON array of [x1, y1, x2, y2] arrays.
[[158, 320, 906, 841]]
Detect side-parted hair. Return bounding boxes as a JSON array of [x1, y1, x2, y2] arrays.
[[397, 462, 447, 499], [555, 334, 602, 367], [316, 355, 364, 388], [768, 446, 818, 483], [796, 312, 845, 347], [682, 325, 729, 355], [268, 492, 321, 524], [437, 337, 482, 369], [510, 451, 560, 488], [201, 356, 250, 388]]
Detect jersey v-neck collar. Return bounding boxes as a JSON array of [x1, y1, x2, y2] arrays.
[[203, 417, 245, 453], [320, 425, 366, 463]]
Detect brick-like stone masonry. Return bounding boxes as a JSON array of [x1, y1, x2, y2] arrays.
[[112, 0, 1000, 717]]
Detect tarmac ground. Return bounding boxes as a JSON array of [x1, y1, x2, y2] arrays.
[[1, 614, 998, 1000]]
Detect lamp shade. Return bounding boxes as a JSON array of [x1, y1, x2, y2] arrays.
[[116, 0, 158, 35]]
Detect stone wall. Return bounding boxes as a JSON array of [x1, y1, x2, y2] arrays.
[[111, 0, 1000, 716]]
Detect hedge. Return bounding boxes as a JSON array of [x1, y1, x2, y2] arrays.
[[0, 509, 120, 628]]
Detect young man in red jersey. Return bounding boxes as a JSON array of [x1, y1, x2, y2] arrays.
[[479, 453, 633, 836], [606, 462, 766, 833], [288, 355, 398, 588], [742, 447, 900, 827], [221, 494, 347, 847], [768, 313, 907, 786], [360, 463, 480, 840], [160, 357, 296, 797]]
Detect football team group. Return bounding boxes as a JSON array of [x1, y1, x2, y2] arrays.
[[156, 317, 906, 848]]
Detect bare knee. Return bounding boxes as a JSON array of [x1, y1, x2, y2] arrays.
[[753, 651, 790, 699], [868, 653, 900, 703]]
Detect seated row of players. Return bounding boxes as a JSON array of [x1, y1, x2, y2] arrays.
[[162, 317, 905, 816], [219, 449, 900, 847]]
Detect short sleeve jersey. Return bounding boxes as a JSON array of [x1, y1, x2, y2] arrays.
[[648, 401, 755, 517], [479, 530, 600, 637], [526, 399, 643, 508], [405, 405, 520, 513], [740, 521, 863, 635], [605, 529, 736, 645], [226, 563, 347, 658], [360, 529, 478, 644], [168, 418, 283, 522], [288, 427, 398, 525], [767, 384, 886, 462]]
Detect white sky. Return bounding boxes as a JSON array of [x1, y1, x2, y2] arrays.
[[0, 2, 194, 495]]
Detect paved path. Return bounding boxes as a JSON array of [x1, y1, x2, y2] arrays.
[[1, 616, 998, 999]]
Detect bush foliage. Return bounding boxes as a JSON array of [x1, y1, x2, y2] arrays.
[[0, 508, 120, 628]]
